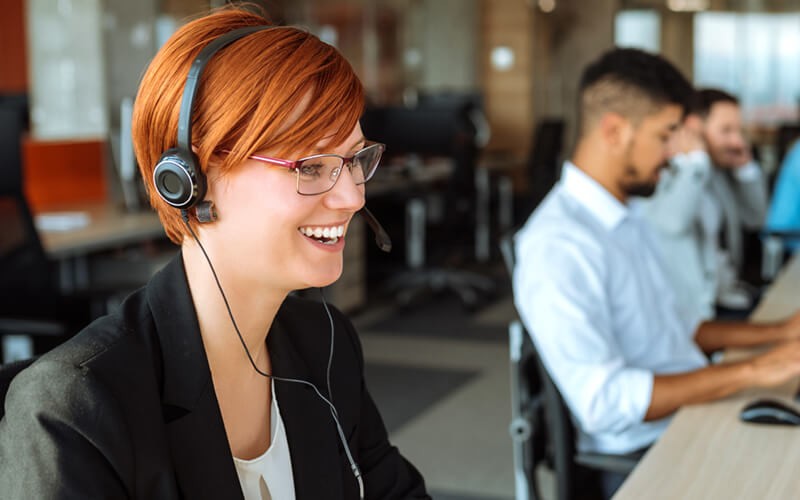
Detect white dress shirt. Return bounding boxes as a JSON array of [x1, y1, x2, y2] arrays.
[[513, 162, 708, 455]]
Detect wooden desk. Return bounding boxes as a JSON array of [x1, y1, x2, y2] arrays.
[[614, 255, 800, 500], [37, 202, 165, 259], [36, 202, 167, 293]]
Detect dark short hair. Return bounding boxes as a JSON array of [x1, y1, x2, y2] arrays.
[[578, 48, 693, 133], [689, 88, 739, 118]]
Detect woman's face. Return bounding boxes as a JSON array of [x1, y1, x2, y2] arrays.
[[204, 123, 367, 292]]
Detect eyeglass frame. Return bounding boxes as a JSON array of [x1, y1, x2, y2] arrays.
[[219, 140, 386, 196]]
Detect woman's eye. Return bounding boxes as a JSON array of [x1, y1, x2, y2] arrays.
[[298, 163, 323, 178]]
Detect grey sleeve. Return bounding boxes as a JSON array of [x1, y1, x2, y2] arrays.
[[640, 152, 712, 235]]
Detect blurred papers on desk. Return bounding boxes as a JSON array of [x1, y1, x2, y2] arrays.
[[34, 212, 90, 232]]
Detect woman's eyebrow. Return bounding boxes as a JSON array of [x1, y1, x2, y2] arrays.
[[311, 136, 366, 155], [348, 137, 366, 153]]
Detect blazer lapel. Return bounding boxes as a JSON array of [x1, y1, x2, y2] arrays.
[[269, 314, 344, 500], [147, 253, 243, 500]]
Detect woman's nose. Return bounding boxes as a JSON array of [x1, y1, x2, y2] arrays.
[[324, 165, 365, 211]]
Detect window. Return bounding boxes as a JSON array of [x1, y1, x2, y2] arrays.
[[615, 10, 661, 53], [695, 12, 800, 125]]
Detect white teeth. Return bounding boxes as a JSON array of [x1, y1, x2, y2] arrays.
[[298, 225, 346, 240]]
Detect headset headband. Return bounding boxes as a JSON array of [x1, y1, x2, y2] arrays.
[[176, 25, 273, 152]]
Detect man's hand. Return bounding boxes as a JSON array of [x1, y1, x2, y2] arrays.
[[748, 339, 800, 388], [669, 120, 705, 156]]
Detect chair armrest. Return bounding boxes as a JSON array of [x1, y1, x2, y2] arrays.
[[575, 451, 640, 474]]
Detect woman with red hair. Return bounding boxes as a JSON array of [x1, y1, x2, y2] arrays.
[[0, 6, 428, 499]]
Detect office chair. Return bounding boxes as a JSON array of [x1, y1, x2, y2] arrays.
[[500, 233, 640, 500], [0, 357, 36, 419], [362, 100, 496, 309], [0, 192, 92, 362], [518, 119, 565, 221]]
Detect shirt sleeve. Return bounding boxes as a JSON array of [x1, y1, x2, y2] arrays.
[[766, 143, 800, 231], [513, 230, 653, 435]]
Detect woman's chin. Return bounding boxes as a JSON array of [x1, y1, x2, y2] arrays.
[[301, 268, 343, 290]]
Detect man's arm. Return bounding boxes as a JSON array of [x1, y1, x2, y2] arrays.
[[646, 339, 800, 421], [693, 310, 800, 353], [766, 143, 800, 231]]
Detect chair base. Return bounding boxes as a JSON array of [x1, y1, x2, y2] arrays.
[[386, 266, 496, 310]]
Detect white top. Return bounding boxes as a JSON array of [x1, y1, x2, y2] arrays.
[[513, 162, 708, 454], [233, 381, 296, 500]]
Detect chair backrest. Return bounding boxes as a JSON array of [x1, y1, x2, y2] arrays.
[[0, 192, 54, 312], [501, 230, 601, 500], [0, 357, 35, 419], [524, 119, 565, 216], [0, 96, 27, 194]]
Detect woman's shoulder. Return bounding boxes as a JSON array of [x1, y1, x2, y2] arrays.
[[6, 287, 160, 413], [40, 287, 155, 370]]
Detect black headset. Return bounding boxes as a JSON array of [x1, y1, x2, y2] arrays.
[[150, 24, 392, 254], [152, 26, 271, 210]]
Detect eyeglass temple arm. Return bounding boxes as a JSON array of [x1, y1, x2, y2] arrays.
[[359, 207, 392, 253]]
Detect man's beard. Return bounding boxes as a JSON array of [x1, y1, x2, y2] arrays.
[[625, 182, 657, 197], [620, 163, 663, 198], [708, 146, 739, 169]]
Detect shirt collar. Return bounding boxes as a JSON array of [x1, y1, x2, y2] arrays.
[[560, 161, 629, 230]]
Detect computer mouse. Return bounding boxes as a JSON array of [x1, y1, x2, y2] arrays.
[[739, 398, 800, 426]]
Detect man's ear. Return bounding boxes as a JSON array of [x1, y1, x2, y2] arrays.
[[599, 112, 633, 152]]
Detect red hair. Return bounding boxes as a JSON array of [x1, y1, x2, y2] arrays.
[[132, 6, 364, 243]]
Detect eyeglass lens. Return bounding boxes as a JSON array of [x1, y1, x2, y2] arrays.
[[295, 143, 383, 195]]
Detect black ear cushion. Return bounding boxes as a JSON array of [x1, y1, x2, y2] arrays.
[[153, 148, 207, 209]]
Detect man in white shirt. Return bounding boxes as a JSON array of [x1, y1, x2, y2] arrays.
[[512, 48, 800, 497], [639, 89, 768, 317]]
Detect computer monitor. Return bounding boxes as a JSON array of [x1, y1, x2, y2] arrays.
[[360, 91, 484, 157]]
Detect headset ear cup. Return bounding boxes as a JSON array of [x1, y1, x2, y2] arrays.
[[153, 148, 206, 209]]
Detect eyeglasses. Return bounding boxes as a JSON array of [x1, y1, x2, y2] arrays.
[[229, 141, 385, 196]]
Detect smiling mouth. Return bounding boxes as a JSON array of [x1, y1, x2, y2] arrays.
[[299, 224, 345, 245]]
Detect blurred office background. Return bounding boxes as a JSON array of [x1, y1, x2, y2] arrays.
[[2, 1, 800, 499]]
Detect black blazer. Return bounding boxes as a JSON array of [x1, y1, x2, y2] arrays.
[[0, 253, 429, 499]]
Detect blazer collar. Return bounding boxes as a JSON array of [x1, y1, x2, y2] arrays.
[[144, 252, 240, 499], [146, 251, 212, 412]]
